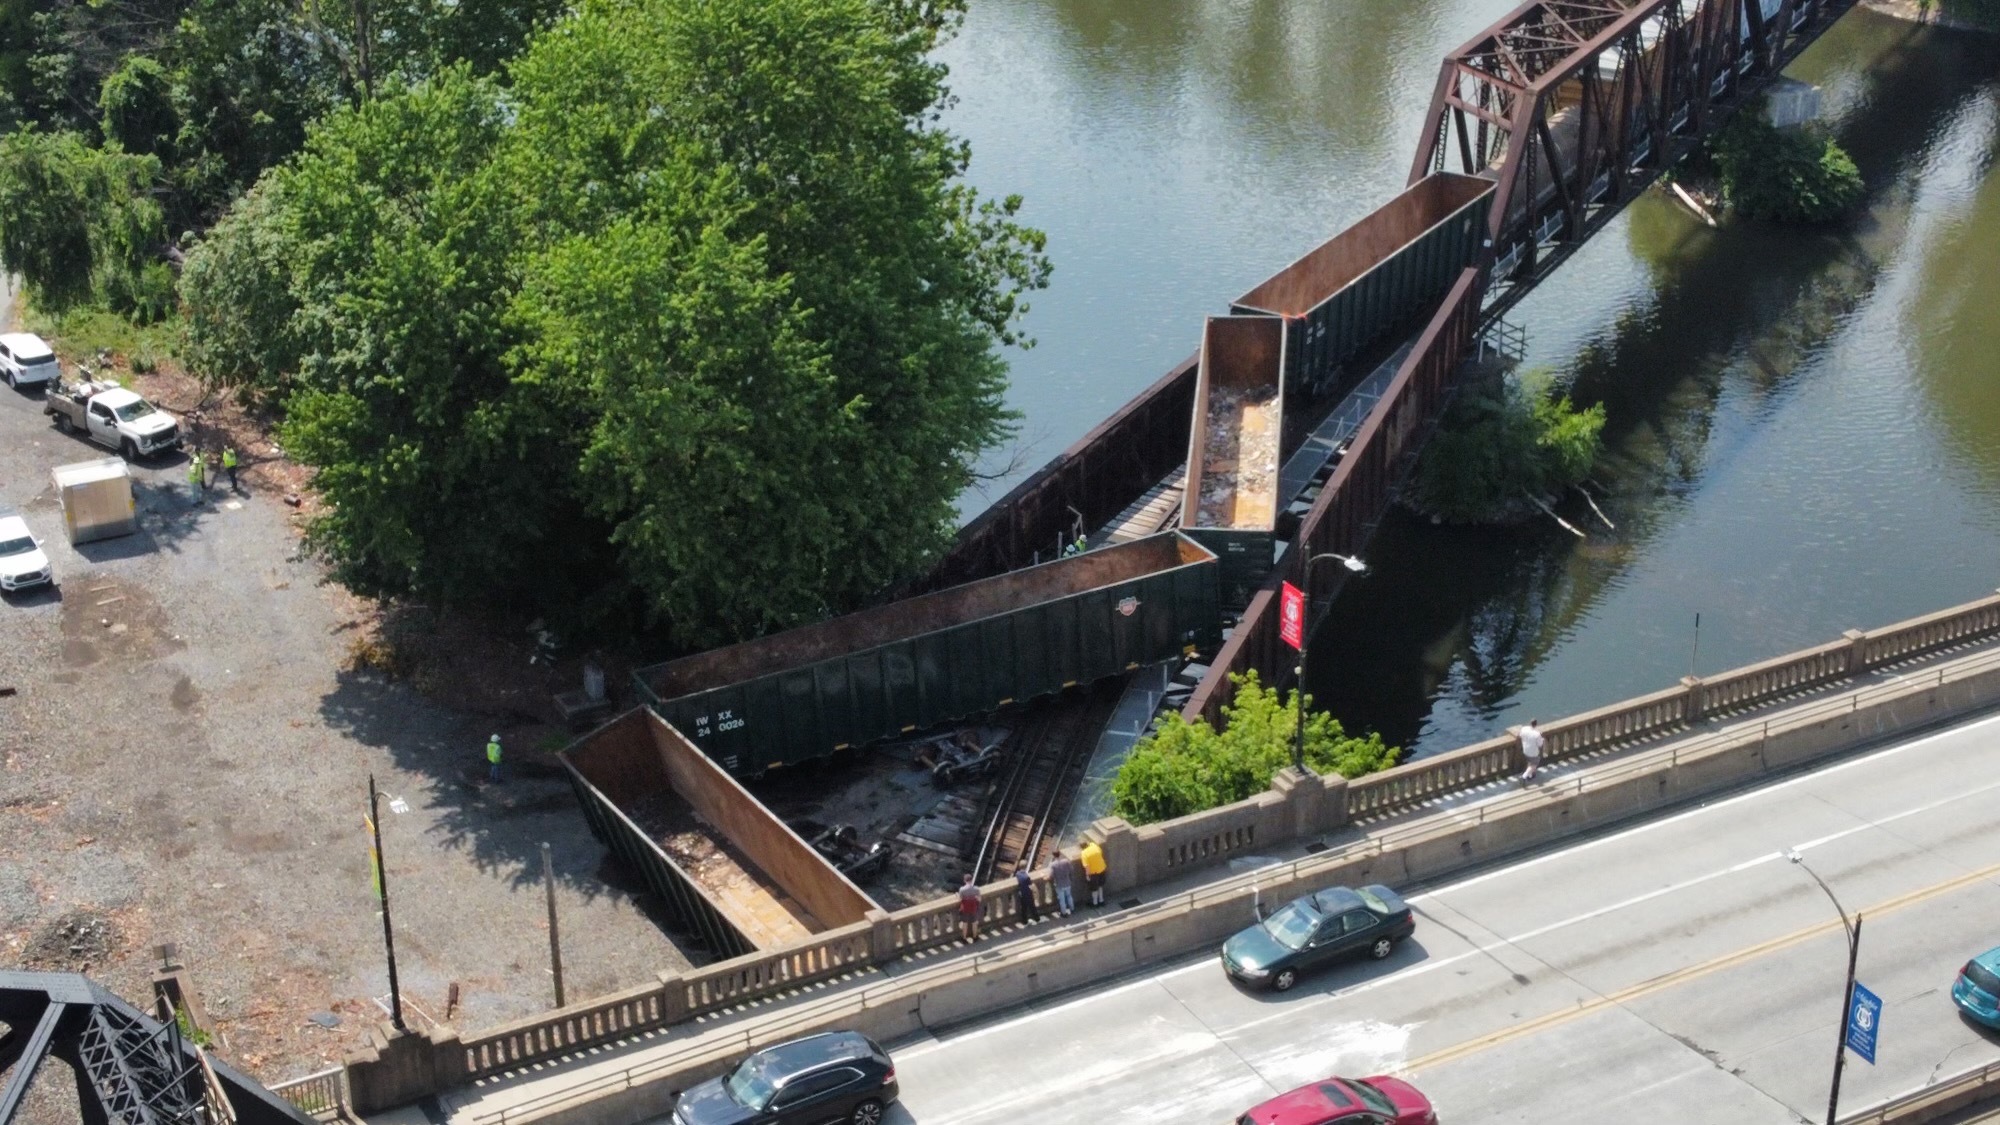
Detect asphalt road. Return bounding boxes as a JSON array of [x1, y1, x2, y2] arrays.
[[867, 710, 2000, 1125]]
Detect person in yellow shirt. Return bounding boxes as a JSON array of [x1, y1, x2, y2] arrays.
[[1079, 839, 1107, 907]]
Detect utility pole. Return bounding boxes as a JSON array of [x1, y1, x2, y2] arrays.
[[1827, 913, 1863, 1125], [541, 842, 566, 1008], [368, 774, 406, 1032]]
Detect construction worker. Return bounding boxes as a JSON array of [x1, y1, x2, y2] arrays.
[[486, 734, 503, 783], [222, 447, 239, 491], [186, 450, 205, 502]]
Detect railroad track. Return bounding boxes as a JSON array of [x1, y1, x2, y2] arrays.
[[971, 682, 1122, 882]]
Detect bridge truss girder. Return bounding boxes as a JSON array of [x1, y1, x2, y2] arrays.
[[0, 973, 311, 1125], [1410, 0, 1859, 325]]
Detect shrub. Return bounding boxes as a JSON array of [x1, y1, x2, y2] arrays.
[[1709, 111, 1864, 225], [1409, 371, 1605, 524], [1111, 671, 1399, 825]]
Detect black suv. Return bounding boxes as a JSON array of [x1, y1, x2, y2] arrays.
[[672, 1031, 898, 1125]]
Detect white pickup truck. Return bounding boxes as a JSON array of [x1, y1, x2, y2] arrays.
[[44, 379, 183, 460]]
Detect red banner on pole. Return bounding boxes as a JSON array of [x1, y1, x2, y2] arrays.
[[1280, 582, 1305, 651]]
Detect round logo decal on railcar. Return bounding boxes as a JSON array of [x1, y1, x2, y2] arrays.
[[1117, 597, 1140, 617]]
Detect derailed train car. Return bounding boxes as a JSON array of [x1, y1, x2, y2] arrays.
[[635, 532, 1222, 777]]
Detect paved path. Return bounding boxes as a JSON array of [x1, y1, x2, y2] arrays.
[[860, 710, 2000, 1125]]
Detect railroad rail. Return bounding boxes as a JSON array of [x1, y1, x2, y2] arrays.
[[971, 685, 1121, 882]]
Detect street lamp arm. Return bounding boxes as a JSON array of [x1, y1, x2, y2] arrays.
[[1788, 851, 1854, 945]]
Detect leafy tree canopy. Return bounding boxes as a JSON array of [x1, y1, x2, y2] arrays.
[[181, 0, 1049, 648], [0, 127, 168, 318], [1112, 672, 1399, 826], [0, 0, 565, 299]]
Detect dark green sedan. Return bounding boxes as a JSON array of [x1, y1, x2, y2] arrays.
[[1221, 883, 1416, 992]]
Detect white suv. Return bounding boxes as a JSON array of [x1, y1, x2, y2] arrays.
[[0, 513, 52, 593], [0, 332, 60, 389]]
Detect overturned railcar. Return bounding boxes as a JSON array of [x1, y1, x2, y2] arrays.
[[635, 532, 1222, 777]]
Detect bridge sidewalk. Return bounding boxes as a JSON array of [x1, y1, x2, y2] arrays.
[[361, 633, 2000, 1125]]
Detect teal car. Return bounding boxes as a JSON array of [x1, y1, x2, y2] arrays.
[[1222, 884, 1415, 992], [1953, 948, 2000, 1029]]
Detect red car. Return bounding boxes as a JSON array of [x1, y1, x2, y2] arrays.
[[1237, 1075, 1436, 1125]]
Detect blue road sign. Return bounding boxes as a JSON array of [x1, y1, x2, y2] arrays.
[[1847, 982, 1882, 1065]]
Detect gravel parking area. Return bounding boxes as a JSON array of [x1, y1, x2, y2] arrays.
[[0, 281, 689, 1094]]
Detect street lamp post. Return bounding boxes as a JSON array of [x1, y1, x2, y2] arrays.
[[1788, 850, 1862, 1125], [1291, 552, 1368, 773]]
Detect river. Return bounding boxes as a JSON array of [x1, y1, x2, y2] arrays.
[[939, 2, 2000, 760]]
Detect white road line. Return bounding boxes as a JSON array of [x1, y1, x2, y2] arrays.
[[895, 710, 2000, 1059]]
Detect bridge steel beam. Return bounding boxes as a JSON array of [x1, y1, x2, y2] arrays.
[[1410, 0, 1857, 326]]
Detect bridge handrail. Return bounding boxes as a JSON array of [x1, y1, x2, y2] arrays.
[[268, 1065, 348, 1118], [1837, 1058, 2000, 1124]]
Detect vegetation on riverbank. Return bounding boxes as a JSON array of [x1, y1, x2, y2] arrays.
[[1111, 672, 1399, 825], [1407, 372, 1605, 526], [1709, 111, 1865, 225]]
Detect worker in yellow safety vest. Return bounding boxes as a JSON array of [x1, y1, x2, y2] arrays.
[[222, 447, 239, 490]]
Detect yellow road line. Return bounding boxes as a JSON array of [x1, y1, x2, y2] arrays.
[[1407, 859, 2000, 1073]]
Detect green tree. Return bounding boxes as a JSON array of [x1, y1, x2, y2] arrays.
[[0, 127, 167, 317], [99, 54, 177, 156], [177, 176, 307, 390], [183, 0, 1048, 644], [1111, 672, 1399, 825]]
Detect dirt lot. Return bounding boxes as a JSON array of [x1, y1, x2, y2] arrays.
[[0, 281, 688, 1099]]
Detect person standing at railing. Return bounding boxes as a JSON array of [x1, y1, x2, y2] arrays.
[[1080, 839, 1108, 907], [1014, 866, 1038, 923], [1518, 719, 1544, 782], [958, 873, 981, 941], [1050, 850, 1077, 917]]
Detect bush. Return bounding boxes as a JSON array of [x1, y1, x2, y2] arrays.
[[1111, 671, 1399, 825], [1409, 371, 1606, 524], [1709, 111, 1864, 225]]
